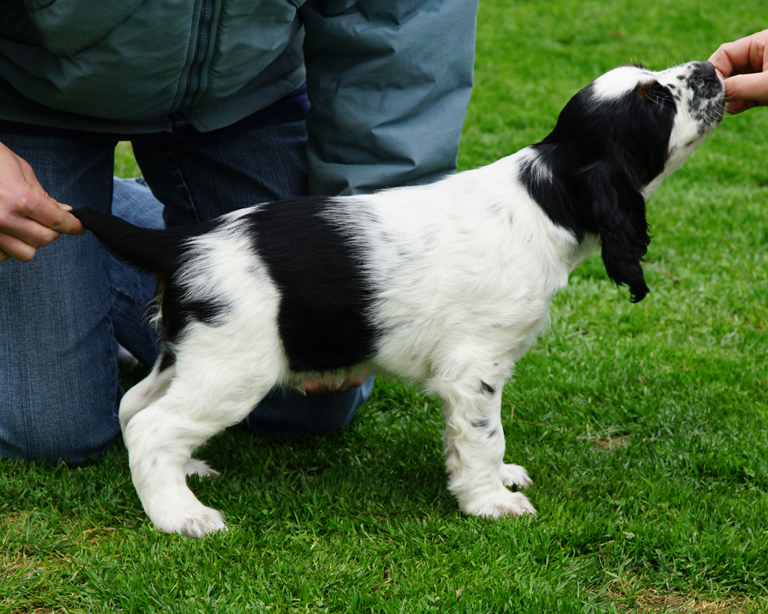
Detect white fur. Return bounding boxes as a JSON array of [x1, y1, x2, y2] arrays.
[[119, 63, 722, 536]]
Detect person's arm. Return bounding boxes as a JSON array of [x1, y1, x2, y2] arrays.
[[301, 0, 479, 196], [0, 141, 83, 263], [709, 29, 768, 114]]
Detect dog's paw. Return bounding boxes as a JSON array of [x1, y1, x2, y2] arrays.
[[499, 463, 532, 489], [153, 502, 228, 538], [176, 507, 228, 538], [462, 488, 537, 519], [184, 458, 220, 479]]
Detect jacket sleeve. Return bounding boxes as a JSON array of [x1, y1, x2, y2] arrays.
[[301, 0, 479, 196]]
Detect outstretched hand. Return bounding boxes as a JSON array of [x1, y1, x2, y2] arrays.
[[709, 29, 768, 114], [0, 141, 84, 263]]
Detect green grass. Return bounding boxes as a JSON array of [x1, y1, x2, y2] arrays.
[[3, 1, 768, 612]]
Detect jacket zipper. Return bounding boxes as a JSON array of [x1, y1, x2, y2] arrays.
[[182, 0, 214, 109]]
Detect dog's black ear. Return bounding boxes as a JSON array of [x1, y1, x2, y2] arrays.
[[587, 164, 651, 303]]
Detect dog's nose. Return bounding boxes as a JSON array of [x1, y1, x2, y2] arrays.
[[691, 61, 719, 85], [689, 61, 722, 94], [700, 61, 719, 83]]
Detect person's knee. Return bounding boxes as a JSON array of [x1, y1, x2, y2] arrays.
[[0, 406, 120, 467], [0, 319, 122, 466], [0, 382, 120, 465]]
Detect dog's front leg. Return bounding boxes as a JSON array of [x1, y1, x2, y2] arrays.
[[431, 374, 536, 518]]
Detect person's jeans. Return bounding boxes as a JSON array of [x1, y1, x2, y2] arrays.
[[0, 120, 372, 465]]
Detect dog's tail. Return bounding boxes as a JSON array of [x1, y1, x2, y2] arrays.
[[72, 208, 200, 275]]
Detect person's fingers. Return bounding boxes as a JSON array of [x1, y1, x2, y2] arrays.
[[0, 143, 83, 262], [725, 100, 748, 115], [725, 100, 755, 115], [0, 195, 81, 263], [33, 202, 85, 236], [709, 30, 768, 78], [725, 99, 765, 115], [0, 233, 37, 262], [13, 193, 84, 237], [709, 45, 739, 78], [9, 175, 85, 236], [3, 220, 61, 247], [0, 197, 70, 244], [0, 145, 84, 237], [725, 72, 768, 102], [723, 72, 768, 113]]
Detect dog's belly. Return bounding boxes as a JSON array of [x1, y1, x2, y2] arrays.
[[285, 364, 375, 391]]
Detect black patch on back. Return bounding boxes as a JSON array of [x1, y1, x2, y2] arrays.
[[244, 197, 378, 372]]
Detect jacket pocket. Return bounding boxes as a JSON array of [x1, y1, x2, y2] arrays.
[[24, 0, 146, 55]]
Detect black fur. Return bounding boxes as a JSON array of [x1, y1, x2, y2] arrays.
[[157, 274, 229, 345], [519, 76, 678, 303], [158, 351, 175, 372], [74, 202, 378, 367], [243, 197, 378, 372], [72, 208, 227, 344], [480, 381, 496, 395], [71, 208, 219, 275]]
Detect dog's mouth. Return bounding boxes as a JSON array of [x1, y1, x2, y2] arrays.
[[687, 62, 726, 134], [695, 97, 725, 136]]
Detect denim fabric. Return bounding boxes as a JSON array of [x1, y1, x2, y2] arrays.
[[0, 133, 121, 464], [108, 178, 163, 367], [0, 119, 372, 464]]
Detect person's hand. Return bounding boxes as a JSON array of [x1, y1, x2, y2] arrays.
[[709, 29, 768, 114], [0, 141, 84, 263]]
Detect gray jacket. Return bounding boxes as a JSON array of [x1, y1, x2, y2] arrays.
[[0, 0, 478, 194]]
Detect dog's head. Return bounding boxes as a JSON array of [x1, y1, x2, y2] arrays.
[[521, 61, 724, 302]]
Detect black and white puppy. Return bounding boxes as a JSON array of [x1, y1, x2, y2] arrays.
[[74, 61, 724, 537]]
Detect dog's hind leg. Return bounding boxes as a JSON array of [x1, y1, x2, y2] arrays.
[[123, 356, 282, 537], [429, 367, 536, 518], [119, 355, 176, 432], [120, 358, 221, 480]]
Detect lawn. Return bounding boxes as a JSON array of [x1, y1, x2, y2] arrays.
[[3, 1, 768, 612]]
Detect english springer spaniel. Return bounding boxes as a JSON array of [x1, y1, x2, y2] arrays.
[[74, 61, 724, 537]]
